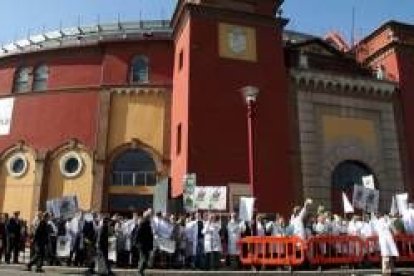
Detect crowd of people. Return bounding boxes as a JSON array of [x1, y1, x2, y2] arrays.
[[0, 198, 413, 275]]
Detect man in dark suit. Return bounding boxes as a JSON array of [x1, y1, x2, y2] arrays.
[[6, 211, 22, 264], [27, 212, 50, 273], [134, 209, 154, 276], [97, 217, 113, 275]]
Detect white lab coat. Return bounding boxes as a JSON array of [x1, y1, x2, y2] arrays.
[[290, 205, 307, 240], [203, 221, 222, 253], [227, 219, 242, 255], [402, 207, 414, 234], [184, 220, 196, 257], [372, 216, 399, 257], [186, 220, 205, 256]]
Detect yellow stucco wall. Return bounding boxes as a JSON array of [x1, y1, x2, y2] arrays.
[[0, 151, 36, 221], [47, 150, 93, 211], [107, 93, 166, 155], [322, 115, 377, 148]]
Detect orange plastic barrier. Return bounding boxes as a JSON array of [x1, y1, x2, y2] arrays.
[[238, 236, 306, 267], [365, 236, 380, 263], [307, 235, 364, 265], [394, 234, 414, 263]]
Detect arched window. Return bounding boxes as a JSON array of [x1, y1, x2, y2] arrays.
[[331, 160, 375, 213], [33, 64, 48, 91], [130, 55, 149, 83], [332, 160, 374, 191], [13, 67, 30, 93], [112, 148, 157, 186]]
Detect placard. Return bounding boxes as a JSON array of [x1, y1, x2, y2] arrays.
[[47, 195, 79, 219], [193, 186, 227, 211], [153, 178, 169, 214], [365, 189, 380, 213], [352, 185, 366, 210], [108, 237, 117, 262], [183, 173, 196, 212], [396, 193, 408, 215], [157, 237, 176, 254], [342, 192, 354, 214], [362, 175, 375, 190], [239, 197, 255, 222], [56, 236, 71, 257]]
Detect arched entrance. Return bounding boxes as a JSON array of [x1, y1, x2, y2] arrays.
[[108, 148, 157, 214], [331, 160, 375, 214]]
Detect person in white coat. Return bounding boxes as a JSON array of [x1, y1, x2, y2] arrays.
[[371, 214, 399, 275], [289, 198, 312, 240], [402, 203, 414, 234], [203, 214, 222, 270], [226, 212, 242, 268]]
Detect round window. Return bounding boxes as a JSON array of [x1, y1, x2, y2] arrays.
[[7, 153, 28, 178], [59, 152, 83, 178]]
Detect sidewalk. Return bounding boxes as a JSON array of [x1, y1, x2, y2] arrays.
[[1, 264, 414, 276]]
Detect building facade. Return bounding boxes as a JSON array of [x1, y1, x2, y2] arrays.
[[0, 0, 410, 221]]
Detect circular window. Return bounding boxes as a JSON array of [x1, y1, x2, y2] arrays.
[[59, 152, 83, 178], [7, 153, 28, 178]]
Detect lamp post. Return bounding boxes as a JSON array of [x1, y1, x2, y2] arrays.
[[240, 86, 259, 198]]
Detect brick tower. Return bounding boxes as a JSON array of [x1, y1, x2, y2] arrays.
[[170, 0, 295, 213]]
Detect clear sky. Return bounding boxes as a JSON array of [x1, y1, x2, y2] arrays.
[[0, 0, 413, 45]]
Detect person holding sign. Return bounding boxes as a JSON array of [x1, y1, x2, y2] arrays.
[[226, 212, 242, 269], [203, 214, 222, 270]]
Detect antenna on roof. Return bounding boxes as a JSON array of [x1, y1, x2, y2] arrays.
[[351, 6, 356, 47], [77, 14, 82, 28]]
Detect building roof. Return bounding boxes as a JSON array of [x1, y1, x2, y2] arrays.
[[0, 20, 172, 58], [358, 20, 414, 45]]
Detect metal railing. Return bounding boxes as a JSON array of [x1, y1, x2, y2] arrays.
[[112, 171, 157, 187]]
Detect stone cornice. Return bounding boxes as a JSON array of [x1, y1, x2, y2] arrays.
[[290, 68, 397, 99]]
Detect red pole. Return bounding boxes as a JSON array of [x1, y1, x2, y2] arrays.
[[247, 99, 256, 198]]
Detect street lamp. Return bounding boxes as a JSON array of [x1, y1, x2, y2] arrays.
[[240, 86, 259, 198]]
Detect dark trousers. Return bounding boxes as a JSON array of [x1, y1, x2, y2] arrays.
[[205, 252, 220, 270], [68, 235, 83, 266], [138, 249, 150, 276], [28, 243, 46, 270], [6, 235, 20, 263], [100, 248, 111, 273], [0, 236, 6, 262]]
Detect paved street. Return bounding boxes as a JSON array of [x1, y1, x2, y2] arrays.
[[1, 264, 414, 276]]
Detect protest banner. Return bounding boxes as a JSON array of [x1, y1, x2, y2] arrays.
[[352, 185, 366, 210], [56, 236, 71, 258], [193, 186, 227, 211], [396, 193, 408, 215], [342, 192, 354, 214], [239, 197, 255, 222], [47, 195, 79, 219], [157, 237, 176, 254], [153, 177, 169, 214], [365, 189, 379, 213], [183, 173, 196, 212], [108, 237, 117, 262], [362, 175, 375, 190], [390, 196, 398, 216]]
